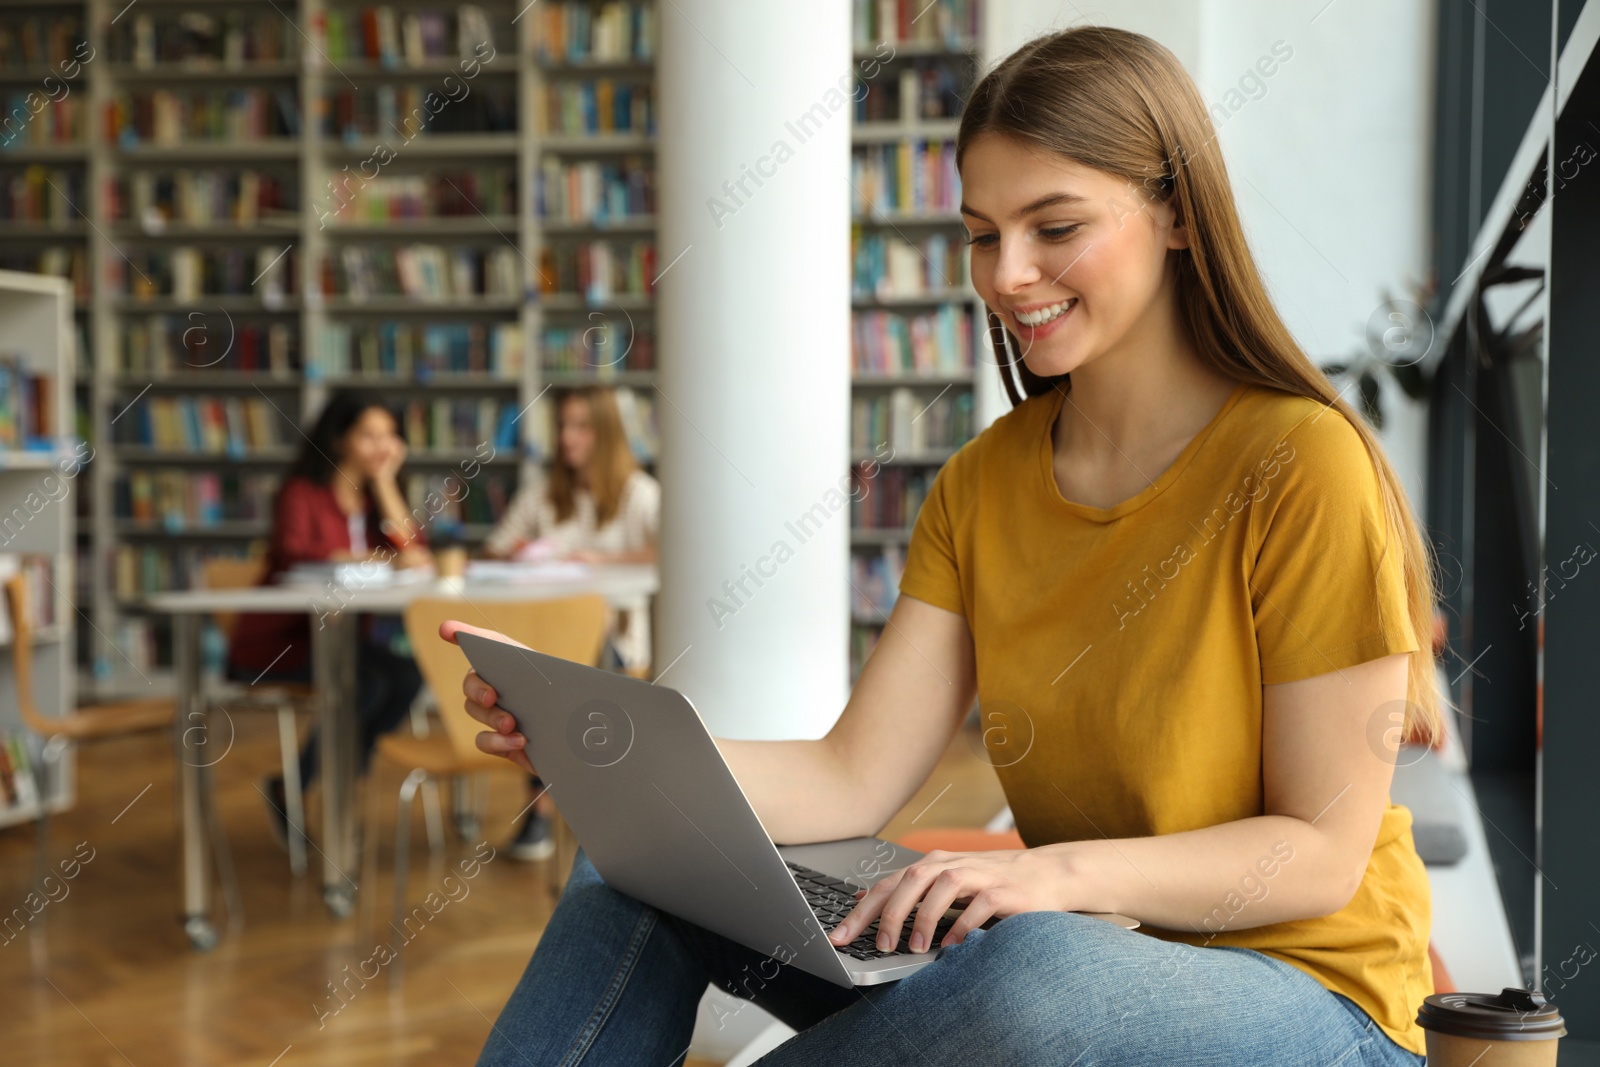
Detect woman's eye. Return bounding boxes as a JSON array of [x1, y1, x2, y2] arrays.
[[1039, 224, 1081, 239], [964, 232, 998, 248]]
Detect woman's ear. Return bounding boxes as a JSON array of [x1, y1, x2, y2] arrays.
[[1166, 202, 1191, 251]]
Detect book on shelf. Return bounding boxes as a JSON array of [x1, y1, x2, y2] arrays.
[[114, 544, 254, 598], [0, 90, 85, 150], [535, 79, 655, 136], [113, 245, 299, 303], [112, 10, 292, 67], [850, 541, 904, 619], [851, 304, 973, 376], [321, 168, 516, 223], [0, 554, 59, 643], [111, 89, 301, 146], [315, 320, 522, 379], [850, 465, 932, 530], [325, 244, 520, 301], [538, 240, 656, 302], [851, 138, 960, 215], [852, 0, 979, 48], [0, 11, 87, 67], [405, 470, 512, 525], [116, 470, 279, 529], [852, 388, 972, 455], [400, 398, 522, 454], [110, 168, 297, 227], [536, 156, 655, 223], [530, 2, 658, 63], [1, 166, 85, 226], [324, 82, 516, 140], [0, 352, 57, 449], [0, 731, 41, 814], [855, 61, 971, 123], [852, 228, 965, 297], [541, 318, 654, 374], [321, 5, 495, 65], [114, 396, 287, 454], [123, 316, 297, 375]]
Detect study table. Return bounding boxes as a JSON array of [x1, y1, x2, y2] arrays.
[[141, 562, 659, 949]]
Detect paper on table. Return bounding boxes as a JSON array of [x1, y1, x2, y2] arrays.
[[282, 561, 437, 587], [464, 559, 593, 584]]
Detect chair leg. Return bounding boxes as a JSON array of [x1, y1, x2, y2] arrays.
[[450, 773, 483, 842], [420, 777, 444, 854], [391, 768, 428, 980], [29, 737, 59, 903], [276, 708, 308, 877], [407, 689, 432, 737], [203, 760, 244, 936]]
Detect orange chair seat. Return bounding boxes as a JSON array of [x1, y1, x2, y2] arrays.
[[53, 696, 175, 741], [220, 681, 317, 704]]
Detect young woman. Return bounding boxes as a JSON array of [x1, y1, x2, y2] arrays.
[[482, 385, 660, 861], [446, 27, 1439, 1066], [226, 390, 431, 840]]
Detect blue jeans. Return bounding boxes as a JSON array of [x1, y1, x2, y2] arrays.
[[477, 848, 1428, 1066]]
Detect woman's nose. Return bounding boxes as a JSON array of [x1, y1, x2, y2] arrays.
[[989, 236, 1043, 294]]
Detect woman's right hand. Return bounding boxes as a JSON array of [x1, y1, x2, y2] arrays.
[[440, 620, 537, 775]]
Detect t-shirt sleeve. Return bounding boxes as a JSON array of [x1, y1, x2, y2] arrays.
[[624, 471, 660, 549], [1249, 409, 1419, 685], [483, 478, 544, 557], [897, 456, 966, 617]]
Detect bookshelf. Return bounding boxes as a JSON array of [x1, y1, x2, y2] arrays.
[[1, 0, 663, 695], [847, 0, 982, 680], [0, 270, 79, 828]]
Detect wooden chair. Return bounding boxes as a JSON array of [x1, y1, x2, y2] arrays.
[[202, 555, 314, 876], [380, 594, 611, 962], [2, 573, 174, 891]]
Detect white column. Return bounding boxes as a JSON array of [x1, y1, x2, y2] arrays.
[[655, 0, 853, 739]]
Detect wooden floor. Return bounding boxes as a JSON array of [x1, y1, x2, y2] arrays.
[[0, 708, 1004, 1066]]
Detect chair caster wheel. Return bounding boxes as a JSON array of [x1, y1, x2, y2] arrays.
[[323, 886, 355, 919], [185, 916, 218, 951]]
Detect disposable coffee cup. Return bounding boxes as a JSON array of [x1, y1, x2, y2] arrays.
[[1416, 987, 1565, 1066], [436, 545, 467, 580]]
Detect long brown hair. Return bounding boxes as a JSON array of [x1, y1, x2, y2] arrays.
[[547, 386, 639, 526], [959, 26, 1445, 744]]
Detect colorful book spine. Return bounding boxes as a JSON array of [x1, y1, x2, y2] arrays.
[[851, 304, 972, 376]]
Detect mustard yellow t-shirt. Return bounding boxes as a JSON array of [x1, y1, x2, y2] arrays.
[[897, 379, 1431, 1056]]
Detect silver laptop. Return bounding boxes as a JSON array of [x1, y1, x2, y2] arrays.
[[457, 631, 1138, 987]]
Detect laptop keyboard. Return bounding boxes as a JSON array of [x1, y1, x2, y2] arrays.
[[786, 861, 958, 961]]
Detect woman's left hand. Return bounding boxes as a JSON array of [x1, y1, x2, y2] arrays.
[[376, 436, 408, 484], [827, 847, 1072, 954]]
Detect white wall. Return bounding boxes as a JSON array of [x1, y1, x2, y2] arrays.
[[978, 0, 1435, 509]]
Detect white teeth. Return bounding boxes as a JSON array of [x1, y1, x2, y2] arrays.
[[1016, 299, 1076, 327]]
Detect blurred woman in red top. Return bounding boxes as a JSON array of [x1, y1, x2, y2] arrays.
[[226, 390, 431, 841]]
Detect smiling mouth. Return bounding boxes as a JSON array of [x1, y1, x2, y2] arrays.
[[1015, 298, 1076, 327]]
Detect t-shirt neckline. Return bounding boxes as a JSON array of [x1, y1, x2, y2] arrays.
[[1037, 379, 1251, 522]]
